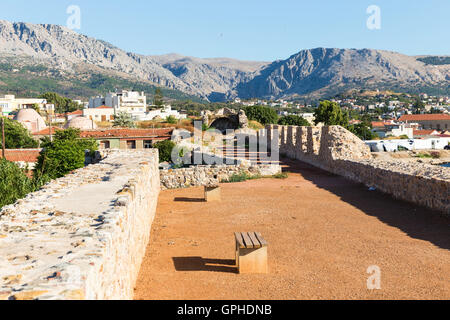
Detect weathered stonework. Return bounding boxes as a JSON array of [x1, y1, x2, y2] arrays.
[[160, 163, 281, 190], [266, 125, 449, 214], [0, 150, 160, 300]]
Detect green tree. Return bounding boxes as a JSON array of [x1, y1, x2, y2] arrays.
[[33, 128, 97, 183], [113, 111, 136, 128], [165, 115, 177, 124], [244, 105, 278, 125], [413, 98, 425, 113], [153, 140, 176, 163], [31, 103, 41, 114], [348, 123, 377, 140], [313, 101, 349, 126], [153, 88, 164, 107], [0, 159, 35, 208], [39, 92, 80, 113], [278, 115, 310, 126], [0, 117, 38, 149]]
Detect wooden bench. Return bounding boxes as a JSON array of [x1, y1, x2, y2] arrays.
[[235, 232, 268, 274]]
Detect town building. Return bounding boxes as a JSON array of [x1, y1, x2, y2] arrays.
[[83, 106, 115, 122], [2, 149, 41, 171], [413, 129, 440, 138], [79, 128, 173, 150], [89, 90, 147, 115], [371, 121, 416, 139], [13, 108, 47, 134], [65, 117, 97, 130], [398, 114, 450, 131], [0, 95, 48, 115]]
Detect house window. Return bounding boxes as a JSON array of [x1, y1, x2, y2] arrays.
[[127, 140, 136, 149], [101, 115, 106, 121], [99, 140, 110, 149], [110, 115, 114, 120], [144, 140, 153, 148]]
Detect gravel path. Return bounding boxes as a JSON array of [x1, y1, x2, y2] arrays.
[[134, 159, 450, 300]]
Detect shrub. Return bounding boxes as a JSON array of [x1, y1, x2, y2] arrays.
[[278, 115, 310, 126], [153, 140, 176, 163], [0, 159, 35, 208], [224, 172, 262, 183], [166, 115, 178, 124], [33, 128, 97, 183], [244, 105, 278, 125], [0, 117, 38, 149], [113, 111, 136, 128], [248, 120, 265, 130], [272, 172, 289, 179]]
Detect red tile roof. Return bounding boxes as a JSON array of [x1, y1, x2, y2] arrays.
[[399, 114, 450, 121], [371, 121, 386, 128], [32, 127, 62, 136], [3, 149, 41, 163], [67, 110, 83, 116], [80, 128, 174, 139], [413, 129, 439, 136]]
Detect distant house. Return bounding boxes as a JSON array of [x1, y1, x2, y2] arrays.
[[79, 128, 174, 150], [3, 149, 41, 170], [0, 95, 48, 115], [371, 121, 414, 138], [413, 129, 440, 138], [83, 106, 114, 122], [66, 110, 83, 121], [398, 114, 450, 131]]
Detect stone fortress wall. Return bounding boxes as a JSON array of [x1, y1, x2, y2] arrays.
[[264, 125, 450, 214], [0, 150, 160, 300]]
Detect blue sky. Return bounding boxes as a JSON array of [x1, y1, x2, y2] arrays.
[[0, 0, 448, 61]]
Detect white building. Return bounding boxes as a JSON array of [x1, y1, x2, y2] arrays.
[[83, 106, 115, 122], [0, 95, 48, 115], [89, 90, 147, 116], [137, 105, 187, 121]]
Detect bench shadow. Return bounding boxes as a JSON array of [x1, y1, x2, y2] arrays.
[[281, 158, 450, 251], [172, 257, 238, 274], [174, 197, 205, 203]]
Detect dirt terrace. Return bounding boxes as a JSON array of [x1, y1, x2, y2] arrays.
[[134, 159, 450, 300]]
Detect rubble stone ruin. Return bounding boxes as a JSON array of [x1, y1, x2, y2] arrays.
[[203, 108, 249, 133]]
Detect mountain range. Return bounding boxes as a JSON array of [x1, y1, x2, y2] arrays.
[[0, 20, 449, 102]]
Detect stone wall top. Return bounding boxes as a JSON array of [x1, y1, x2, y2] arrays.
[[0, 150, 160, 300]]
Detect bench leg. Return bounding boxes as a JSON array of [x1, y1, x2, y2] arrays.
[[237, 247, 268, 274]]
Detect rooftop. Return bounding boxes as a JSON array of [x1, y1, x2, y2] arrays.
[[399, 114, 450, 121], [79, 128, 174, 139], [2, 149, 41, 163]]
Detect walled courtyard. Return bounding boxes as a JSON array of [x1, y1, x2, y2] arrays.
[[134, 159, 450, 300]]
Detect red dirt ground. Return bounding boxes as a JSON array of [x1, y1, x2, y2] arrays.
[[134, 159, 450, 300]]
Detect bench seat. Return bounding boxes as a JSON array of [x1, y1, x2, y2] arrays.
[[235, 232, 268, 274]]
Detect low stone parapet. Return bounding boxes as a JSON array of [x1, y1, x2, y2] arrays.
[[0, 150, 160, 300], [160, 163, 282, 190]]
